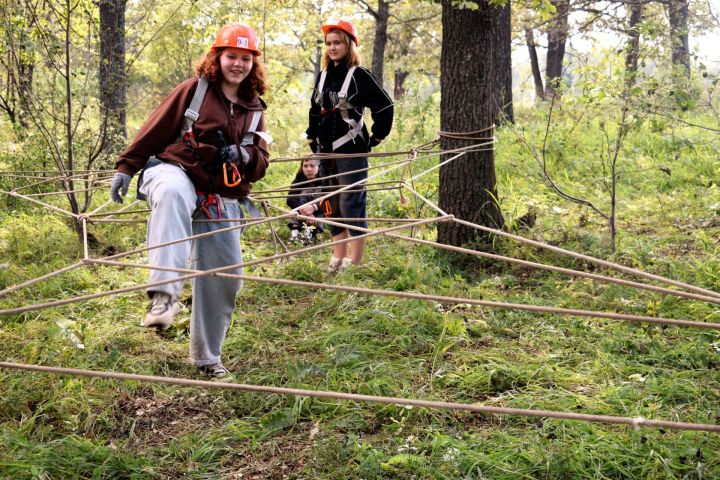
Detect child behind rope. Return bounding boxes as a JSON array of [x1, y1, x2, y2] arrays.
[[286, 158, 325, 244]]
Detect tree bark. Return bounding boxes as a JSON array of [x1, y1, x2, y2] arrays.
[[624, 0, 644, 86], [525, 28, 545, 101], [99, 0, 127, 146], [0, 2, 35, 130], [392, 40, 410, 100], [545, 0, 569, 98], [438, 0, 504, 247], [16, 38, 33, 129], [668, 0, 690, 73], [371, 0, 390, 88], [393, 69, 409, 99], [494, 1, 513, 123], [313, 38, 322, 79]]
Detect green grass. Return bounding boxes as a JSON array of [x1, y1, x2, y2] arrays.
[[2, 101, 720, 478]]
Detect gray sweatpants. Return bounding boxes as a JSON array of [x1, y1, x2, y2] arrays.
[[139, 163, 244, 367]]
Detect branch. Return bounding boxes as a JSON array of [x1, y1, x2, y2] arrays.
[[505, 97, 609, 220], [354, 0, 378, 18], [644, 109, 720, 133]]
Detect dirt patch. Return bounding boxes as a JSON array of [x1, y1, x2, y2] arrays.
[[209, 424, 328, 479], [108, 386, 228, 448]]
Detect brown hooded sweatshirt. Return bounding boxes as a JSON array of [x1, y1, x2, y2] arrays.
[[116, 76, 269, 199]]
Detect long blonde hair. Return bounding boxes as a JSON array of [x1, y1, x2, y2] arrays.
[[321, 28, 361, 69]]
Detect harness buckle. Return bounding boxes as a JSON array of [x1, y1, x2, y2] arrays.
[[184, 108, 200, 122]]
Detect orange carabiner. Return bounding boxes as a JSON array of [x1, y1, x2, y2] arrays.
[[319, 199, 333, 216], [223, 162, 242, 187]]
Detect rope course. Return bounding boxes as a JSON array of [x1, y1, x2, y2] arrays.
[[1, 131, 719, 433], [1, 361, 718, 433]]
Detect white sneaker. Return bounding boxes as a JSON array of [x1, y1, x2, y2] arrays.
[[198, 362, 230, 378], [339, 258, 353, 272], [143, 292, 180, 328], [327, 256, 344, 274]]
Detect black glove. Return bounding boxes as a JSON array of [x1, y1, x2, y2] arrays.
[[110, 172, 132, 203], [367, 136, 381, 149], [217, 130, 249, 165]]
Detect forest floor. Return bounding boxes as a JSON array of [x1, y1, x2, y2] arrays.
[[1, 108, 720, 478]]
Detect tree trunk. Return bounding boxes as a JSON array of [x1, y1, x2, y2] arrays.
[[624, 0, 644, 86], [99, 0, 127, 146], [16, 20, 35, 130], [544, 0, 569, 98], [393, 41, 411, 100], [394, 70, 409, 99], [0, 3, 35, 130], [371, 0, 390, 88], [312, 38, 322, 79], [525, 28, 545, 101], [494, 1, 513, 123], [438, 0, 504, 247], [668, 0, 690, 73]]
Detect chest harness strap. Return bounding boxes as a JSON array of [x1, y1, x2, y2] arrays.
[[181, 75, 209, 142], [315, 66, 364, 151], [242, 111, 273, 146]]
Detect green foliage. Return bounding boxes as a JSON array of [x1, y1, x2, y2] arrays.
[[2, 1, 720, 477]]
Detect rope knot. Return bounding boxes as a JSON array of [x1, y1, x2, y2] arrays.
[[631, 416, 645, 430]]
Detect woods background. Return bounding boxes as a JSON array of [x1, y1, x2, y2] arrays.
[[2, 0, 720, 478]]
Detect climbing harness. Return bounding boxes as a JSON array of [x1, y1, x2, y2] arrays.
[[314, 66, 364, 151], [181, 75, 210, 142], [136, 76, 209, 200]]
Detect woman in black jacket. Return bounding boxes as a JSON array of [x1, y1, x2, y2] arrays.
[[306, 19, 393, 273]]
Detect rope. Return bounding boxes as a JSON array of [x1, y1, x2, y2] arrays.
[[102, 214, 295, 261], [0, 261, 85, 298], [269, 190, 720, 307], [89, 216, 430, 225], [270, 140, 440, 163], [401, 183, 720, 301], [78, 256, 720, 330], [437, 126, 496, 141], [456, 218, 720, 300], [395, 184, 720, 306], [20, 184, 107, 197], [89, 208, 152, 217], [255, 185, 400, 202], [1, 362, 717, 433], [269, 138, 491, 163], [4, 131, 720, 437], [259, 145, 455, 196], [256, 179, 399, 195], [1, 190, 79, 218], [0, 217, 446, 315]]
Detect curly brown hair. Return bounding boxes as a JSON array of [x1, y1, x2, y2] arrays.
[[195, 49, 268, 100]]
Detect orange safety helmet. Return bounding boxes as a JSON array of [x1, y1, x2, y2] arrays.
[[212, 22, 262, 56], [321, 19, 359, 45]]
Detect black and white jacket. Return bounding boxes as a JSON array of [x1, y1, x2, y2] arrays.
[[306, 61, 394, 155]]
